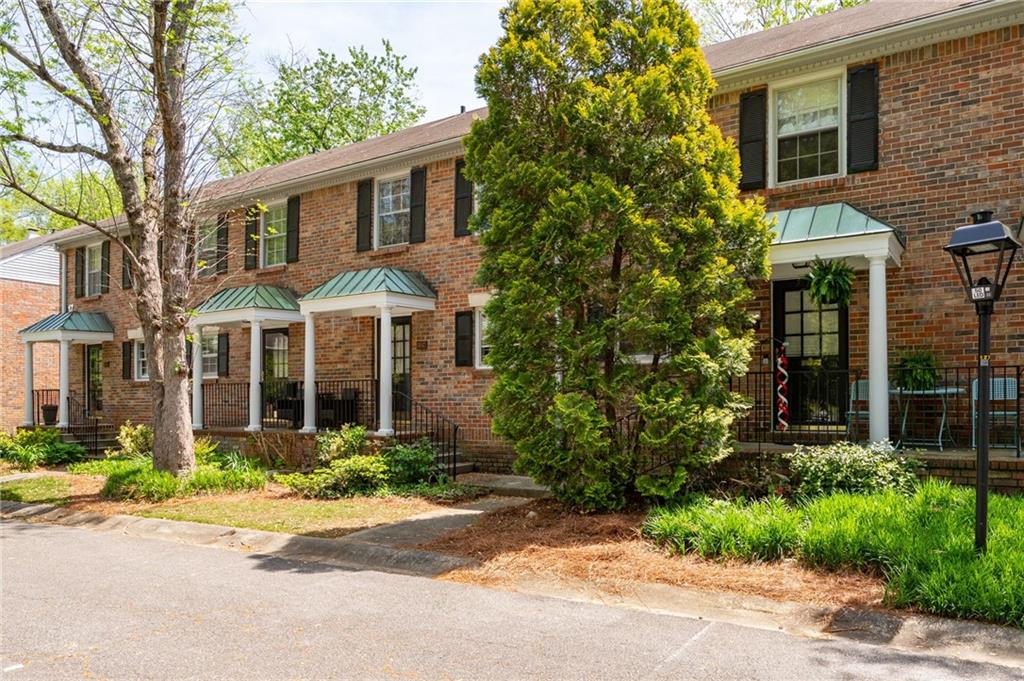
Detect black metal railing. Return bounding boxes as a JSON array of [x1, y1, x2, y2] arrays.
[[313, 379, 379, 431], [66, 393, 100, 454], [730, 368, 862, 446], [32, 389, 60, 426], [261, 379, 304, 429], [392, 391, 459, 480], [204, 382, 250, 428]]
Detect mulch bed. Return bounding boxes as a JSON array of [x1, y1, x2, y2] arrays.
[[420, 499, 885, 608]]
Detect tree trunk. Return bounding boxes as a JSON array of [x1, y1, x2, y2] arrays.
[[153, 329, 195, 474]]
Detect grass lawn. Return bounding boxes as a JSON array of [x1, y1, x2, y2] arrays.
[[134, 493, 441, 537], [644, 480, 1024, 628], [1, 473, 456, 539], [0, 476, 73, 505]]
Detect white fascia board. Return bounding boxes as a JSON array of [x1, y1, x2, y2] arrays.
[[714, 0, 1024, 92], [190, 308, 304, 328], [300, 291, 436, 316], [769, 231, 904, 270], [20, 329, 114, 344]]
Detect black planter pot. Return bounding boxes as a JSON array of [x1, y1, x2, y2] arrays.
[[41, 404, 58, 426]]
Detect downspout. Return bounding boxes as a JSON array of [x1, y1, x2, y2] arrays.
[[59, 248, 67, 313]]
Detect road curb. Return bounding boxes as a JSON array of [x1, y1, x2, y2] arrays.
[[491, 573, 1024, 670], [0, 499, 476, 578]]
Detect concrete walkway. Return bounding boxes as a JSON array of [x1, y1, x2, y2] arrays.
[[458, 472, 550, 497]]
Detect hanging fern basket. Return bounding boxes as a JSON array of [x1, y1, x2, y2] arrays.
[[804, 258, 854, 307]]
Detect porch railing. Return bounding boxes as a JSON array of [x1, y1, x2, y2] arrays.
[[201, 379, 381, 431], [204, 382, 250, 428], [66, 392, 101, 454], [730, 365, 1022, 455], [32, 388, 60, 426], [313, 379, 379, 431]]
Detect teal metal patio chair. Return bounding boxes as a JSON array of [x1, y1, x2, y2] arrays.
[[971, 377, 1020, 454]]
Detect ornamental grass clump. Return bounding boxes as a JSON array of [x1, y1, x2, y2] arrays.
[[0, 427, 86, 470]]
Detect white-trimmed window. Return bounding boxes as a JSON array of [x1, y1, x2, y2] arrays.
[[261, 203, 288, 267], [197, 222, 218, 276], [475, 308, 492, 369], [773, 75, 843, 185], [134, 341, 148, 381], [86, 244, 103, 296], [200, 335, 219, 378], [376, 174, 411, 247]]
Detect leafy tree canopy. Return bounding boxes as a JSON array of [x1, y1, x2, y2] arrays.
[[213, 41, 425, 175], [466, 0, 773, 511], [0, 165, 121, 243], [687, 0, 868, 43]]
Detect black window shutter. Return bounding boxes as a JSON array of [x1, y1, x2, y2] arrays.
[[847, 63, 879, 173], [121, 240, 132, 289], [244, 207, 259, 269], [738, 89, 767, 190], [100, 240, 110, 293], [74, 247, 84, 297], [286, 195, 300, 263], [216, 213, 229, 274], [409, 167, 427, 243], [186, 338, 193, 376], [217, 332, 229, 377], [454, 311, 474, 367], [454, 159, 473, 237], [122, 341, 133, 380], [356, 179, 373, 252]]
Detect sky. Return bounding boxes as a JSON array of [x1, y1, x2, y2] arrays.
[[239, 1, 506, 123]]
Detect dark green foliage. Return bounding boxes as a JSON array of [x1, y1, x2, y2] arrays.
[[465, 0, 772, 510], [785, 441, 921, 499], [383, 439, 440, 485], [804, 257, 854, 307], [316, 425, 374, 464], [275, 455, 391, 499], [894, 350, 940, 391], [644, 481, 1024, 627], [106, 421, 154, 459], [0, 428, 86, 469], [100, 461, 267, 502]]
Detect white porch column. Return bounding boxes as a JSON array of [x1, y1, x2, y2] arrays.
[[57, 339, 71, 428], [191, 327, 204, 429], [22, 342, 34, 426], [377, 305, 394, 436], [301, 313, 317, 433], [246, 320, 263, 431], [868, 255, 890, 442]]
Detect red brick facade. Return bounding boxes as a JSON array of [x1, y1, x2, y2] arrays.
[[1, 278, 59, 433], [51, 22, 1023, 471]]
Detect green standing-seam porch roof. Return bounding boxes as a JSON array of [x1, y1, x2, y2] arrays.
[[767, 203, 906, 247], [301, 267, 436, 302], [20, 311, 113, 335], [196, 285, 300, 314]]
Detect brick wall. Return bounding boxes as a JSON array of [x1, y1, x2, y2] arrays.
[[711, 25, 1024, 373], [0, 278, 59, 433]]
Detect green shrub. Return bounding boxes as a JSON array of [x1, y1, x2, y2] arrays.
[[212, 450, 262, 472], [102, 466, 180, 501], [645, 496, 804, 561], [193, 437, 220, 466], [894, 350, 940, 391], [106, 421, 154, 459], [69, 456, 148, 477], [785, 440, 920, 499], [0, 428, 86, 468], [5, 443, 45, 471], [182, 466, 266, 495], [275, 454, 391, 498], [384, 439, 439, 485], [316, 424, 373, 464]]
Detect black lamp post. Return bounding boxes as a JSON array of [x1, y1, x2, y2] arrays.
[[944, 210, 1020, 553]]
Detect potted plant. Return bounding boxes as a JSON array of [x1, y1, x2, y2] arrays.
[[804, 257, 854, 308], [895, 350, 940, 391], [41, 403, 58, 425]]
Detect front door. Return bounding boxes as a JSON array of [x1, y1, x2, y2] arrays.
[[376, 316, 412, 420], [84, 344, 103, 415], [772, 279, 849, 427]]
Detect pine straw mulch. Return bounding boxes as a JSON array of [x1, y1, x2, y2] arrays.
[[419, 498, 885, 609]]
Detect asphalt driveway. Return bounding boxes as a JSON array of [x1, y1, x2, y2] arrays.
[[1, 519, 1021, 680]]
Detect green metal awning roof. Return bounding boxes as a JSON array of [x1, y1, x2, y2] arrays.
[[301, 267, 436, 302], [196, 285, 300, 314], [767, 203, 905, 246], [20, 311, 113, 335]]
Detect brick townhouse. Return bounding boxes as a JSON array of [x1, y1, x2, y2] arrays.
[[17, 0, 1024, 471]]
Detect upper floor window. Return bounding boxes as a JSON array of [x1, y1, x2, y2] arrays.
[[197, 222, 218, 276], [377, 175, 411, 247], [773, 77, 842, 184], [85, 243, 103, 296], [261, 203, 287, 267]]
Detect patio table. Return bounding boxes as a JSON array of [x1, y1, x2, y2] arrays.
[[891, 386, 963, 451]]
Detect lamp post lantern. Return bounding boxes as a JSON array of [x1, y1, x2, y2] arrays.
[[944, 210, 1020, 553]]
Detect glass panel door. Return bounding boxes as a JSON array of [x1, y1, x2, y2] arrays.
[[85, 344, 103, 414], [376, 316, 412, 421], [772, 279, 849, 426]]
